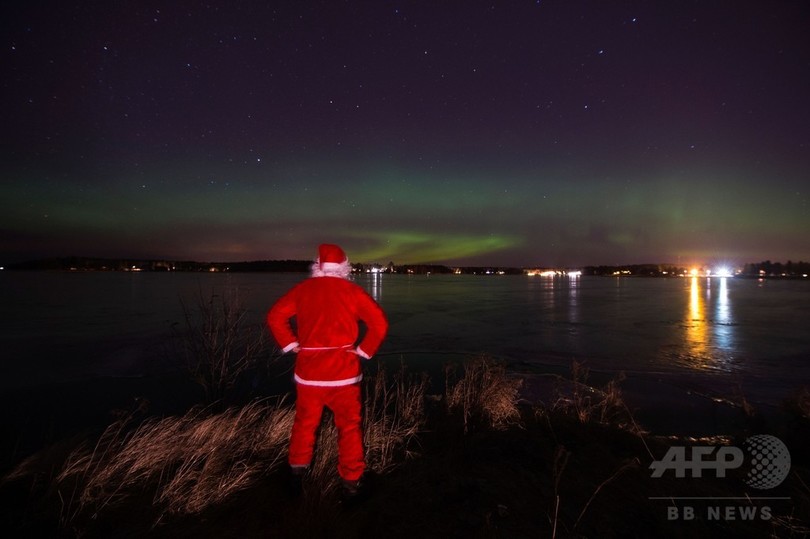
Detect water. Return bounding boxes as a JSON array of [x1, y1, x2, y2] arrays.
[[1, 271, 808, 410]]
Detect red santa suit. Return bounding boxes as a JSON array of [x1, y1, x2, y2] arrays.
[[267, 244, 388, 483]]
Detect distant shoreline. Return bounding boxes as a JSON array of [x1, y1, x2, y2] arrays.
[[4, 256, 809, 278]]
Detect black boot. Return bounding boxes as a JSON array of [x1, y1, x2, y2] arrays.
[[340, 477, 364, 506]]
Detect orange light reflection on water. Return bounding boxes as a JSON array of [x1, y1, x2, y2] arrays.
[[686, 276, 710, 367], [685, 276, 734, 370]]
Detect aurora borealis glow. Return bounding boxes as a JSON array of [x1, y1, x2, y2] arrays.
[[2, 2, 808, 267]]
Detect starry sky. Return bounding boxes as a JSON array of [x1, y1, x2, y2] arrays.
[[2, 1, 808, 267]]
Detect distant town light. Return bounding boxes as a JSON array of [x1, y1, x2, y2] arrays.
[[527, 269, 581, 277], [713, 266, 732, 278]]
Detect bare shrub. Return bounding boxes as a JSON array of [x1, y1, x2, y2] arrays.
[[177, 288, 274, 404], [445, 355, 523, 432]]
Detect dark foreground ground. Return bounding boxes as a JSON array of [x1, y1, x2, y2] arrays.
[[1, 358, 809, 539]]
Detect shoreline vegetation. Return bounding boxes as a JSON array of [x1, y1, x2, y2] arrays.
[[2, 293, 809, 537], [4, 256, 810, 279], [2, 359, 808, 538]]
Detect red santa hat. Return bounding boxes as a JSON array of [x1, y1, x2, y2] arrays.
[[318, 243, 347, 271]]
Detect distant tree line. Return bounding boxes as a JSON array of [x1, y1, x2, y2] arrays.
[[6, 257, 808, 278], [6, 257, 527, 275], [582, 264, 687, 276], [5, 257, 311, 273], [740, 260, 809, 278]]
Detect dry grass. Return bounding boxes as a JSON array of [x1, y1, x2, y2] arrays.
[[547, 438, 640, 539], [445, 355, 523, 432], [11, 361, 429, 531], [551, 360, 646, 435], [363, 361, 428, 472], [54, 399, 294, 522], [789, 386, 810, 420], [550, 444, 571, 539], [23, 357, 511, 529], [544, 362, 648, 538], [5, 355, 807, 537]]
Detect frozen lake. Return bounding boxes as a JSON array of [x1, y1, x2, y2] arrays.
[[1, 271, 808, 410]]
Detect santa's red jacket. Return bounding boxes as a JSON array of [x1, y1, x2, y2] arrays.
[[267, 276, 388, 386]]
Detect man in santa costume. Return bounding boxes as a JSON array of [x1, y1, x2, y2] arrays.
[[267, 243, 388, 498]]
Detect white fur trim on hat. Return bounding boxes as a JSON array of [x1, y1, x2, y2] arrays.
[[311, 258, 351, 279]]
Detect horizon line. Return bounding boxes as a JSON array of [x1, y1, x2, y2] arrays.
[[5, 255, 808, 271]]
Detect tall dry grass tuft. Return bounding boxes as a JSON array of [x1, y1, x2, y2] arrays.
[[552, 360, 645, 434], [177, 288, 274, 404], [445, 355, 523, 432], [55, 399, 295, 522], [790, 386, 810, 419], [550, 444, 571, 539], [363, 361, 428, 472]]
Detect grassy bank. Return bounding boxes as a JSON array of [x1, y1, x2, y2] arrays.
[[2, 355, 809, 538]]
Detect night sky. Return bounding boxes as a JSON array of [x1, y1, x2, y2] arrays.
[[2, 1, 808, 267]]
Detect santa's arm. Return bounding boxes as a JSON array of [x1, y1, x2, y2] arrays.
[[267, 291, 300, 353], [354, 291, 388, 359]]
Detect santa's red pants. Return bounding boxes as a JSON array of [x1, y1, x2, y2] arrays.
[[288, 382, 365, 481]]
